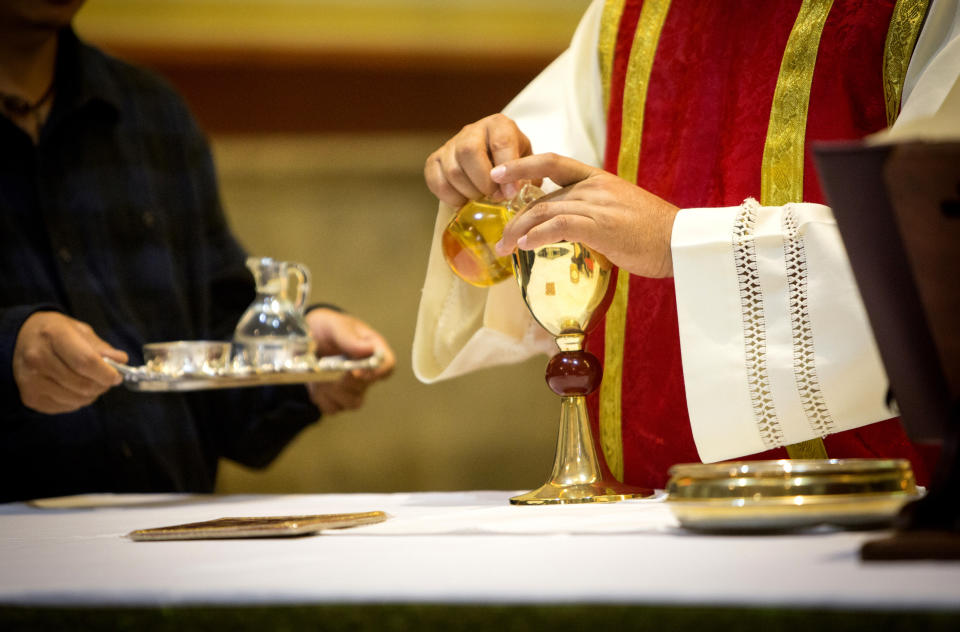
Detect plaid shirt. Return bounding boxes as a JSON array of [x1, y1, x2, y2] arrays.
[[0, 30, 319, 502]]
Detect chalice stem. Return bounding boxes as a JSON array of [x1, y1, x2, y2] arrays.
[[548, 396, 603, 485], [509, 387, 653, 505]]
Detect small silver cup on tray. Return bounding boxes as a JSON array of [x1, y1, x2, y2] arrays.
[[142, 341, 232, 378], [231, 337, 316, 374]]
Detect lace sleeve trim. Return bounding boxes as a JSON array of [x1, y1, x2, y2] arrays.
[[782, 204, 836, 437], [733, 198, 784, 449]]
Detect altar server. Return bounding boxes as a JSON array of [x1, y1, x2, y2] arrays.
[[0, 0, 395, 502]]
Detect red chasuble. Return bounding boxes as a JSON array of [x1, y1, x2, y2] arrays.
[[585, 0, 933, 488]]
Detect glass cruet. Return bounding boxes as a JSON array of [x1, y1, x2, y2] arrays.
[[233, 257, 315, 370]]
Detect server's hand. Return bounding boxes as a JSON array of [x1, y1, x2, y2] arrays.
[[13, 311, 127, 414], [303, 308, 395, 415]]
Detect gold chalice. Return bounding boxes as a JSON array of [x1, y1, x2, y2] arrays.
[[442, 186, 652, 504], [509, 241, 653, 504]]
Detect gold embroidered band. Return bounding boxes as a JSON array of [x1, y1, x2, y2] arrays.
[[599, 0, 627, 114], [883, 0, 930, 127], [760, 0, 833, 460], [761, 0, 833, 207], [600, 0, 672, 481]]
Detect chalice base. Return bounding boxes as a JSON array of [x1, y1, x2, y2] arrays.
[[510, 480, 653, 505], [509, 395, 654, 505]]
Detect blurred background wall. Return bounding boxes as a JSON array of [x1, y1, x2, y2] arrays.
[[74, 0, 592, 494]]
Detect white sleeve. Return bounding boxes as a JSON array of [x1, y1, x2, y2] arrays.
[[412, 0, 607, 383], [673, 7, 960, 462], [672, 200, 893, 463]]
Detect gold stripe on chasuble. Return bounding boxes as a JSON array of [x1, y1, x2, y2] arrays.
[[599, 0, 627, 113], [760, 0, 833, 460], [883, 0, 930, 127], [599, 0, 671, 481]]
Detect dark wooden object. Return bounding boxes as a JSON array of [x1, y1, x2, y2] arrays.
[[814, 142, 960, 560]]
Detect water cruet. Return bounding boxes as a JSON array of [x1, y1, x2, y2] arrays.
[[234, 257, 315, 370]]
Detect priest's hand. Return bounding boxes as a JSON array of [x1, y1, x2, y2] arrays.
[[424, 113, 535, 207], [492, 153, 680, 278], [12, 311, 127, 414], [304, 308, 395, 415]]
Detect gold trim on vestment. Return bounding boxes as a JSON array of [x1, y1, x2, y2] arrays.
[[601, 271, 630, 479], [599, 0, 627, 115], [761, 0, 833, 207], [760, 0, 834, 460], [883, 0, 930, 127], [785, 439, 829, 460], [616, 0, 671, 184], [600, 0, 672, 481]]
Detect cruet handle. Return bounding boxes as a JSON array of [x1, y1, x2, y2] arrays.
[[287, 263, 311, 312]]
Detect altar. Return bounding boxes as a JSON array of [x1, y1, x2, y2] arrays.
[[1, 490, 959, 630]]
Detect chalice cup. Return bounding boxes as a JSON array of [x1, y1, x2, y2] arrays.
[[510, 242, 654, 505]]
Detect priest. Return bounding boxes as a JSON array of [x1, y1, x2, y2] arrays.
[[414, 0, 960, 488]]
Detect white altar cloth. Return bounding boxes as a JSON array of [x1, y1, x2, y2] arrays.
[[1, 491, 958, 608]]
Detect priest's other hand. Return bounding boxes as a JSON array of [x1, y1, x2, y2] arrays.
[[304, 308, 395, 415], [492, 153, 680, 279], [13, 311, 127, 414], [424, 113, 535, 208]]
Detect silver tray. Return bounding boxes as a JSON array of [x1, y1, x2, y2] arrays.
[[105, 353, 383, 392]]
